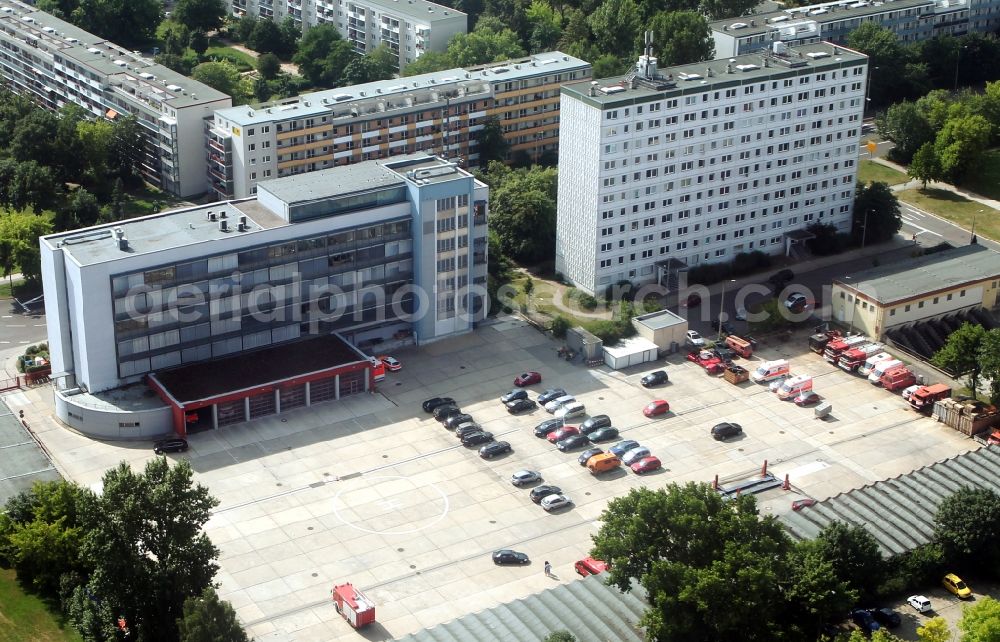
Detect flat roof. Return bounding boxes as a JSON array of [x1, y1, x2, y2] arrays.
[[835, 244, 1000, 305], [603, 336, 660, 357], [709, 0, 943, 38], [42, 201, 283, 267], [151, 334, 368, 404], [360, 0, 465, 23], [561, 42, 866, 107], [634, 309, 687, 330], [385, 155, 476, 185], [215, 51, 590, 126], [258, 163, 403, 205]]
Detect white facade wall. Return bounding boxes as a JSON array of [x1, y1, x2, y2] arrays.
[[883, 286, 983, 327], [557, 55, 867, 295]]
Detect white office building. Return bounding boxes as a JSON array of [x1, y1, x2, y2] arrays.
[[555, 41, 868, 296], [0, 0, 232, 197], [41, 154, 487, 437], [226, 0, 466, 71]]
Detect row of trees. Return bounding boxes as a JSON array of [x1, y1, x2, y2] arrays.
[[932, 322, 1000, 403], [591, 482, 1000, 642], [0, 460, 247, 642]]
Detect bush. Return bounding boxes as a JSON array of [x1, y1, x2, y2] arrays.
[[523, 277, 534, 296], [686, 252, 773, 286], [878, 544, 945, 597], [587, 320, 624, 344], [550, 315, 571, 339], [567, 288, 599, 311], [604, 279, 635, 303], [806, 223, 850, 256]]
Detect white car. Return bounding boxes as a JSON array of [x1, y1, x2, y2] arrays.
[[510, 470, 541, 487], [540, 494, 572, 511], [556, 401, 586, 420], [622, 446, 651, 465], [784, 293, 809, 311], [907, 595, 932, 613], [901, 384, 921, 401], [686, 330, 706, 347], [544, 395, 575, 413], [735, 307, 747, 321]]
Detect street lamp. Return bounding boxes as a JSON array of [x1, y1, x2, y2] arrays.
[[954, 45, 968, 92], [860, 208, 871, 249], [972, 209, 983, 244], [718, 279, 735, 341], [864, 66, 878, 115]]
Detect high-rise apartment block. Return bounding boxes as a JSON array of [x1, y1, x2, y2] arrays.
[[711, 0, 1000, 57], [0, 0, 231, 197], [555, 42, 868, 296], [207, 51, 590, 199], [226, 0, 467, 71]]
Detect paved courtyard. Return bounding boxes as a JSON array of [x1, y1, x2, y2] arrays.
[[9, 315, 980, 641]]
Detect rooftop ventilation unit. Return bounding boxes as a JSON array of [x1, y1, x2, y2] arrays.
[[167, 84, 182, 91], [207, 210, 217, 221], [219, 219, 229, 232]]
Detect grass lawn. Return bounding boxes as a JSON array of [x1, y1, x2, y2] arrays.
[[203, 44, 257, 72], [897, 188, 1000, 241], [123, 184, 186, 218], [964, 149, 1000, 201], [858, 160, 908, 186], [0, 569, 82, 642]]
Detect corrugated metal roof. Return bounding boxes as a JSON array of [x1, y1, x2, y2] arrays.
[[780, 446, 1000, 556], [394, 574, 648, 642]]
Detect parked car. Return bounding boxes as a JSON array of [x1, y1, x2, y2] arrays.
[[547, 426, 581, 443], [434, 404, 462, 421], [580, 415, 612, 434], [461, 431, 494, 446], [510, 470, 542, 486], [492, 549, 530, 565], [153, 438, 188, 454], [769, 375, 790, 392], [540, 494, 572, 511], [684, 293, 702, 308], [444, 413, 474, 429], [544, 395, 576, 413], [514, 371, 542, 387], [901, 384, 921, 402], [794, 391, 821, 406], [557, 434, 591, 451], [861, 123, 877, 134], [851, 609, 881, 634], [735, 307, 748, 321], [556, 402, 586, 420], [610, 440, 641, 457], [506, 398, 537, 414], [907, 595, 932, 613], [711, 345, 736, 362], [534, 418, 564, 437], [501, 389, 529, 403], [455, 424, 484, 439], [870, 608, 901, 628], [710, 319, 734, 335], [630, 456, 662, 474], [588, 427, 620, 442], [622, 447, 652, 465], [479, 441, 511, 459], [641, 370, 669, 387], [578, 447, 604, 466], [785, 292, 810, 312], [574, 557, 608, 577], [378, 355, 402, 371], [643, 400, 670, 417], [942, 573, 972, 598], [537, 388, 568, 404], [711, 422, 743, 440], [422, 397, 455, 413], [529, 485, 562, 503], [686, 330, 706, 347]]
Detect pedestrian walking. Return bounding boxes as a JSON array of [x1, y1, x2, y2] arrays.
[[544, 561, 552, 577]]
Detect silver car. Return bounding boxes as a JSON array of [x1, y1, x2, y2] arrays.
[[544, 394, 575, 413], [540, 494, 572, 511]]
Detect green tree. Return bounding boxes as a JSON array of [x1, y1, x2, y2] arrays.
[[557, 8, 593, 61], [401, 50, 455, 76], [446, 22, 526, 67], [0, 207, 54, 283], [933, 114, 993, 184], [588, 0, 641, 59], [917, 617, 953, 642], [591, 483, 793, 642], [177, 588, 249, 642], [908, 142, 942, 189], [647, 11, 713, 66], [0, 160, 61, 212], [248, 18, 285, 55], [698, 0, 756, 20], [847, 23, 911, 108], [483, 163, 558, 264], [957, 597, 1000, 642], [36, 0, 79, 18], [109, 114, 144, 184], [192, 60, 243, 98], [525, 0, 562, 53], [932, 322, 987, 398], [979, 328, 1000, 404], [233, 15, 258, 42], [59, 188, 102, 230], [189, 29, 210, 55], [591, 54, 629, 78], [477, 116, 509, 166], [10, 109, 61, 166], [783, 543, 857, 638], [293, 24, 356, 86], [157, 20, 192, 57], [257, 52, 281, 80], [278, 16, 301, 57], [72, 0, 162, 48], [76, 118, 114, 191], [172, 0, 227, 33], [933, 487, 1000, 568], [342, 46, 397, 84], [876, 101, 934, 163], [852, 181, 901, 246], [79, 459, 220, 642], [811, 522, 885, 600]]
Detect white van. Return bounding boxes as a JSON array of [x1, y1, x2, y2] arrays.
[[858, 352, 892, 377], [751, 359, 790, 383], [556, 401, 586, 420], [867, 359, 903, 384], [777, 375, 813, 400]]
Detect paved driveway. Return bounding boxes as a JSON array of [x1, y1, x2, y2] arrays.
[[22, 316, 981, 641]]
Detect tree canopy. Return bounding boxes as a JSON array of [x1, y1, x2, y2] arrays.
[[932, 322, 987, 397], [852, 181, 902, 246], [958, 597, 1000, 642], [293, 24, 357, 87], [479, 162, 558, 265], [0, 207, 54, 283], [933, 487, 1000, 569], [646, 11, 713, 66], [178, 588, 249, 642], [172, 0, 227, 33]]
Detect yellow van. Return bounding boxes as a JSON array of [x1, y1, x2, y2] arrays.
[[587, 453, 621, 474]]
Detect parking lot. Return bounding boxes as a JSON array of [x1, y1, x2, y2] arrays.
[[16, 314, 980, 641]]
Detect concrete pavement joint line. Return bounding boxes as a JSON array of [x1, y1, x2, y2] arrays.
[[1, 466, 57, 482], [240, 516, 594, 628], [0, 440, 34, 449]]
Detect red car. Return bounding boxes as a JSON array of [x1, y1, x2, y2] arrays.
[[630, 456, 662, 474], [643, 400, 670, 417], [378, 355, 402, 371], [574, 557, 608, 576], [514, 371, 542, 387], [547, 425, 580, 443]]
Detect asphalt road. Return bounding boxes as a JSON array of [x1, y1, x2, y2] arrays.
[[0, 298, 47, 376]]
